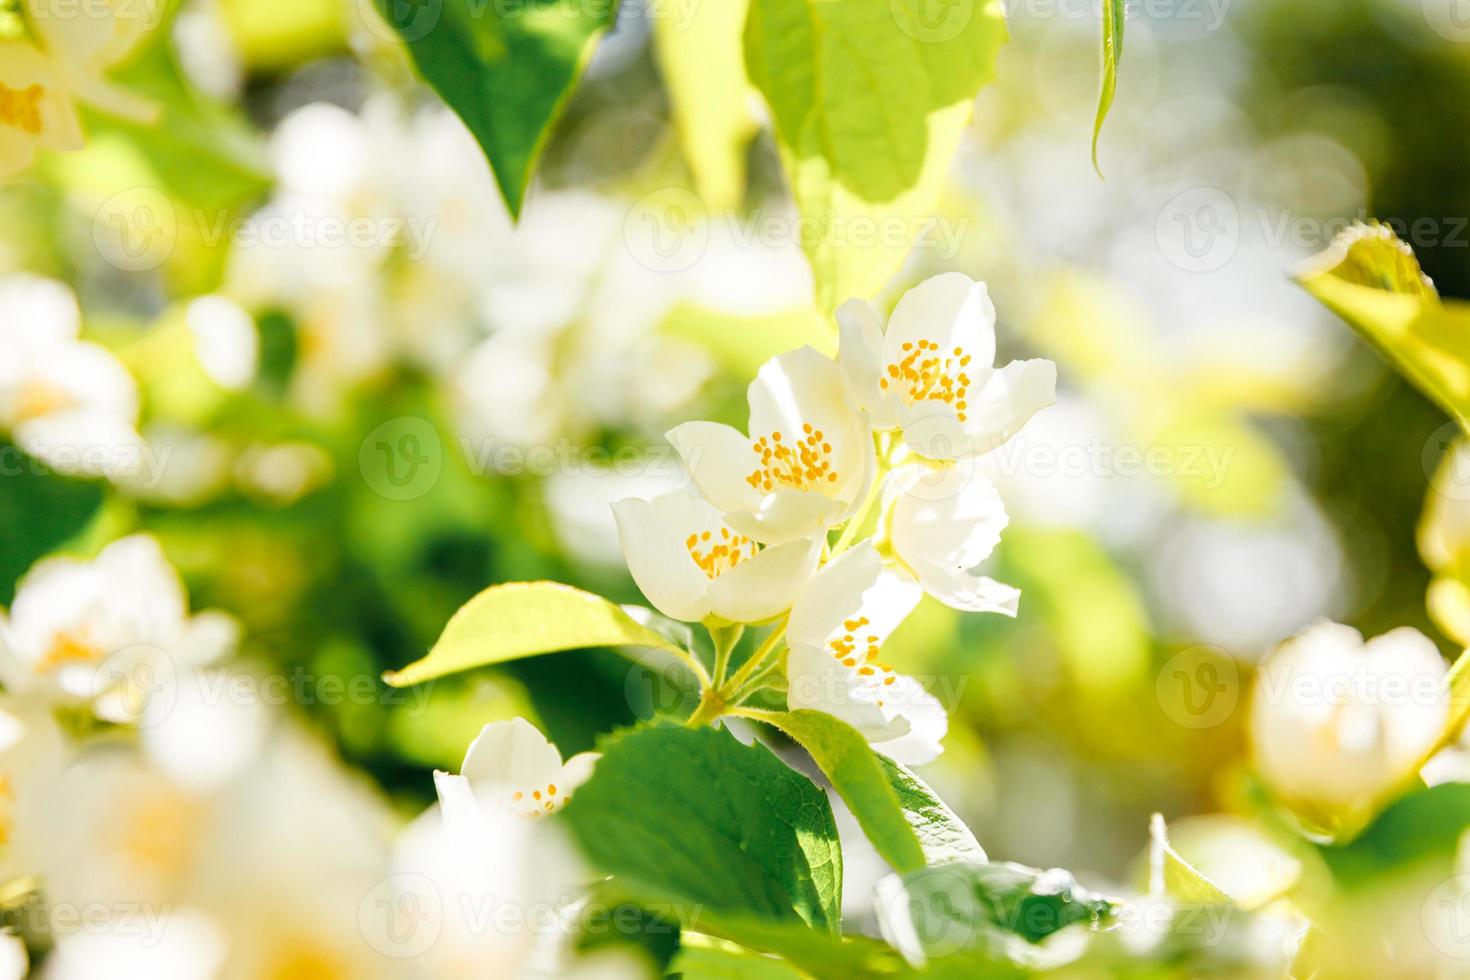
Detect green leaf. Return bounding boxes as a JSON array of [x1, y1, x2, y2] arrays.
[[0, 444, 104, 605], [1297, 221, 1470, 425], [1091, 0, 1125, 177], [744, 0, 1007, 312], [374, 0, 618, 215], [671, 942, 806, 979], [652, 905, 909, 978], [383, 582, 695, 686], [744, 709, 925, 874], [1320, 783, 1470, 887], [1148, 814, 1234, 907], [653, 0, 758, 211], [560, 724, 843, 931], [878, 756, 987, 866], [879, 861, 1116, 966]]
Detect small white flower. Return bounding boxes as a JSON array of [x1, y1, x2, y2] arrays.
[[612, 490, 822, 624], [0, 535, 237, 716], [667, 346, 874, 544], [0, 0, 155, 177], [838, 273, 1055, 461], [0, 274, 142, 478], [786, 544, 947, 764], [433, 717, 599, 821], [882, 464, 1020, 615], [1250, 621, 1448, 820]]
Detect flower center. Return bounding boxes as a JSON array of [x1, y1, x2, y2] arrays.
[[828, 615, 900, 707], [685, 527, 754, 581], [510, 780, 568, 817], [38, 629, 103, 673], [880, 340, 972, 422], [0, 81, 44, 136], [746, 423, 839, 492], [12, 376, 74, 423]]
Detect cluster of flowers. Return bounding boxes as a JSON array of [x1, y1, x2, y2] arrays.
[[611, 272, 1057, 762]]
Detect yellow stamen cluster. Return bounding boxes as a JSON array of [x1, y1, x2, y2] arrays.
[[829, 616, 899, 707], [0, 82, 43, 135], [879, 340, 973, 422], [686, 527, 754, 581], [746, 423, 838, 492], [38, 630, 102, 673], [0, 774, 13, 847], [511, 781, 569, 816]]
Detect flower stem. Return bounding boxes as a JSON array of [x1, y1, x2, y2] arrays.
[[721, 618, 788, 700], [708, 623, 744, 689], [685, 687, 727, 728]]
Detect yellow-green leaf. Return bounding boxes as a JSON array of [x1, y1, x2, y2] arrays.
[[384, 581, 694, 686], [1297, 222, 1470, 426], [653, 0, 758, 211], [1149, 814, 1234, 906], [1091, 0, 1125, 177], [740, 708, 926, 874], [744, 0, 1007, 313]]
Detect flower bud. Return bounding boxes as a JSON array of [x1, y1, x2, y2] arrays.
[[1249, 621, 1448, 829]]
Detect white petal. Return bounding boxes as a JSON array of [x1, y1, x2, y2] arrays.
[[897, 399, 967, 462], [867, 675, 947, 765], [788, 543, 920, 651], [888, 465, 1009, 570], [880, 273, 996, 376], [962, 358, 1057, 454], [706, 535, 822, 624], [460, 717, 566, 794], [729, 486, 848, 545], [666, 420, 763, 516], [612, 493, 716, 622], [837, 298, 902, 428], [0, 274, 79, 346], [786, 645, 894, 737], [174, 611, 239, 666], [910, 566, 1020, 616], [559, 751, 600, 796]]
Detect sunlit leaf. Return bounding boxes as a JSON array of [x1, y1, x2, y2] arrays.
[[1148, 814, 1234, 906], [744, 0, 1007, 312], [383, 582, 694, 686], [878, 756, 988, 867], [1298, 221, 1470, 425], [560, 724, 843, 931], [374, 0, 618, 215], [653, 0, 758, 211], [1091, 0, 1125, 177], [743, 708, 926, 874]]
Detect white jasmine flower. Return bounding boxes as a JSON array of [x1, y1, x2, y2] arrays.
[[0, 535, 237, 718], [0, 0, 155, 177], [667, 346, 874, 544], [612, 491, 822, 625], [838, 273, 1055, 461], [882, 464, 1020, 615], [786, 544, 946, 764], [433, 717, 598, 820], [1250, 621, 1448, 822], [0, 274, 142, 478]]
